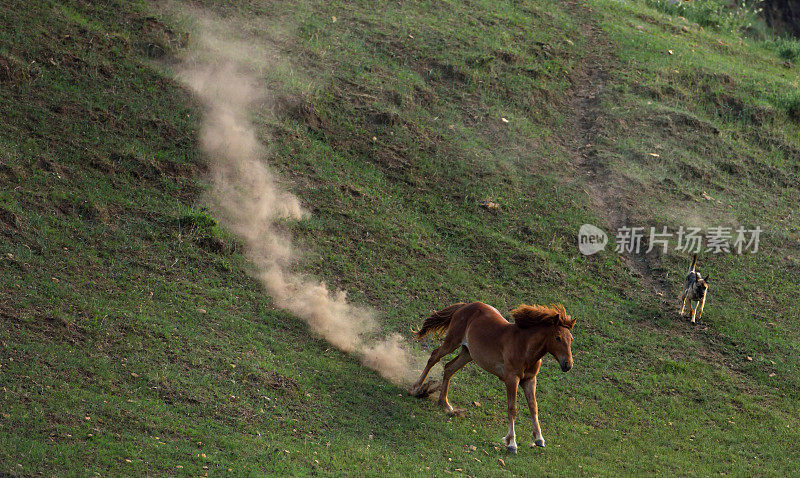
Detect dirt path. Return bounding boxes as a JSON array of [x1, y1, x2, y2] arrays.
[[561, 4, 766, 388], [566, 5, 674, 303]]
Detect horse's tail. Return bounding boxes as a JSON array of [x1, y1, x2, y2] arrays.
[[689, 254, 698, 272], [414, 303, 466, 339]]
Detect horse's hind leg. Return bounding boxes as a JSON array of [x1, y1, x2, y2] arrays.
[[409, 332, 463, 397], [438, 346, 472, 415]]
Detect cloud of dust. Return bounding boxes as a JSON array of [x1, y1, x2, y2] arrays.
[[175, 13, 424, 385]]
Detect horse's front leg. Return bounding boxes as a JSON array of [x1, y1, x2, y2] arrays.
[[502, 375, 520, 453], [522, 377, 545, 447]]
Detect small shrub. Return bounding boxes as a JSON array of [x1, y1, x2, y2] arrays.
[[179, 208, 228, 253], [180, 208, 218, 232], [775, 90, 800, 121], [773, 89, 800, 121], [774, 38, 800, 61]]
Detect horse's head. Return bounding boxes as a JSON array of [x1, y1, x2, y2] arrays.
[[548, 316, 576, 372], [511, 303, 576, 372]]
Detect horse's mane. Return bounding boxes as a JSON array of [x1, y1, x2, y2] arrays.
[[510, 303, 576, 329]]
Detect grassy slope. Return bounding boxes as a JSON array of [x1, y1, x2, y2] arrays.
[[1, 0, 798, 475]]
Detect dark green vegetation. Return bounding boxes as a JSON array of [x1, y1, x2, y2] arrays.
[[2, 0, 798, 475]]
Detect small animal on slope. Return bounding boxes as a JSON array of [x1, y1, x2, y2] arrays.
[[679, 254, 710, 323]]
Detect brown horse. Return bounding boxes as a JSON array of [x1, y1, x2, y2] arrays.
[[409, 301, 576, 453]]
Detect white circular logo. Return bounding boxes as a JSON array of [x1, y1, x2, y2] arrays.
[[578, 224, 608, 255]]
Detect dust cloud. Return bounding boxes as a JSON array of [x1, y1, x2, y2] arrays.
[[175, 13, 424, 385]]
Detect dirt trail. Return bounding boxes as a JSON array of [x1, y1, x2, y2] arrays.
[[566, 9, 674, 303], [562, 4, 764, 387]]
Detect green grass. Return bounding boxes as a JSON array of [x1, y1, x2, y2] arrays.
[[2, 0, 799, 475], [644, 0, 764, 35], [770, 37, 800, 61]]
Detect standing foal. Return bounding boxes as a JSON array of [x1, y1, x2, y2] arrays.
[[410, 301, 576, 453]]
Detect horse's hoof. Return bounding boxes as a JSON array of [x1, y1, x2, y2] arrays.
[[445, 407, 466, 417], [533, 438, 545, 448], [506, 445, 518, 454], [409, 381, 439, 398]]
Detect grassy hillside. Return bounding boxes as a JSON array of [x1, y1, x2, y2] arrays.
[[1, 0, 798, 475]]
